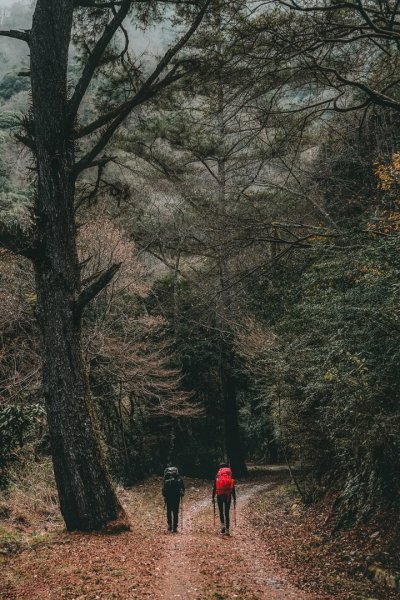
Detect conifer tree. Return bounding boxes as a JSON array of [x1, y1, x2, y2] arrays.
[[0, 0, 209, 531]]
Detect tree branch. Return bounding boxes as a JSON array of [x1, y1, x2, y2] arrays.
[[74, 262, 121, 319], [73, 1, 210, 173], [0, 29, 30, 43], [278, 0, 400, 38], [74, 0, 197, 6], [75, 61, 187, 140], [314, 63, 400, 111], [74, 0, 124, 6], [68, 0, 132, 122], [75, 91, 152, 139], [15, 133, 35, 150]]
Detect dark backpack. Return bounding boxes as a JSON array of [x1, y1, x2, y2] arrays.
[[164, 466, 179, 478], [163, 467, 181, 497]]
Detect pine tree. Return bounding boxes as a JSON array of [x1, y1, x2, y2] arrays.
[[0, 0, 210, 531]]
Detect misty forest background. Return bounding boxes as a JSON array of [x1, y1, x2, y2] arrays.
[[0, 0, 399, 532]]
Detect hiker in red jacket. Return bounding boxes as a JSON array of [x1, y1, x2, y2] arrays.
[[212, 463, 236, 535]]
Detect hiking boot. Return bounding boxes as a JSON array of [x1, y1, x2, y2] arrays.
[[220, 526, 225, 534], [172, 528, 178, 533], [225, 528, 230, 536], [167, 525, 172, 532]]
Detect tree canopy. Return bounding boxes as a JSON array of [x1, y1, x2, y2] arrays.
[[0, 0, 399, 532]]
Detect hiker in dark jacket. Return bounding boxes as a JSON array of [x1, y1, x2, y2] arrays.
[[212, 463, 236, 535], [162, 466, 185, 532]]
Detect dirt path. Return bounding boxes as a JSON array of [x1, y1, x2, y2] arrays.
[[1, 477, 318, 600], [153, 482, 315, 600], [3, 472, 397, 599], [154, 497, 209, 599]]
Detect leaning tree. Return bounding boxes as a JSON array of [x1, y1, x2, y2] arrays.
[[0, 0, 209, 532]]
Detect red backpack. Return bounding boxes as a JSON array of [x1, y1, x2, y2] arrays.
[[215, 467, 234, 497]]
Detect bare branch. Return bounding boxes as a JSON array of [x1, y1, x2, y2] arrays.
[[314, 63, 400, 111], [75, 262, 121, 319], [74, 0, 124, 6], [75, 0, 197, 6], [0, 29, 30, 43]]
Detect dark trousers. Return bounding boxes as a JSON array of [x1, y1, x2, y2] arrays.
[[217, 495, 231, 529], [166, 496, 181, 530]]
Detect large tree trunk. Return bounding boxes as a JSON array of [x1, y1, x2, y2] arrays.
[[30, 0, 128, 531]]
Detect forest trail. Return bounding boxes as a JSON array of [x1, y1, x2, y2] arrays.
[[3, 470, 398, 599], [1, 474, 319, 600], [153, 481, 313, 600]]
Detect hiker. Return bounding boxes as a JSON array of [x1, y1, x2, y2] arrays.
[[162, 466, 185, 533], [212, 463, 236, 535]]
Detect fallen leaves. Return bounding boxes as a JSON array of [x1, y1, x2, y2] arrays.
[[2, 472, 399, 600], [251, 480, 400, 600]]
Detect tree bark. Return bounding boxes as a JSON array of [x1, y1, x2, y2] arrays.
[[216, 81, 247, 477], [30, 0, 128, 531]]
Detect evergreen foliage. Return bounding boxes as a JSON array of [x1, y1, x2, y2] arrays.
[[1, 0, 400, 529], [0, 73, 30, 101], [262, 235, 400, 519]]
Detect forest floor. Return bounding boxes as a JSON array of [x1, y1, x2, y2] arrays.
[[1, 466, 399, 599]]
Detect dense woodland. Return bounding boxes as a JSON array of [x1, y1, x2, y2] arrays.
[[0, 0, 399, 535]]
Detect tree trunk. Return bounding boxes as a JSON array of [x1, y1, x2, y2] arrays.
[[30, 0, 128, 531], [216, 95, 247, 477], [218, 253, 248, 477], [220, 358, 248, 477]]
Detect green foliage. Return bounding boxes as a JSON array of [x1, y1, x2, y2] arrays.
[[0, 159, 8, 192], [0, 109, 33, 225], [0, 111, 21, 131], [239, 390, 279, 463], [0, 191, 32, 224], [256, 233, 400, 519], [0, 73, 30, 101], [0, 404, 45, 484]]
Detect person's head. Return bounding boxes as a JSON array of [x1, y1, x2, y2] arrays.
[[219, 462, 229, 469]]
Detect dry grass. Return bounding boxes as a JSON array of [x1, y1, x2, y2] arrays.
[[0, 457, 61, 555], [0, 462, 209, 554], [1, 458, 60, 527]]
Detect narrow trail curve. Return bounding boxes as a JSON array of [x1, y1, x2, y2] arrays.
[[153, 482, 316, 600]]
